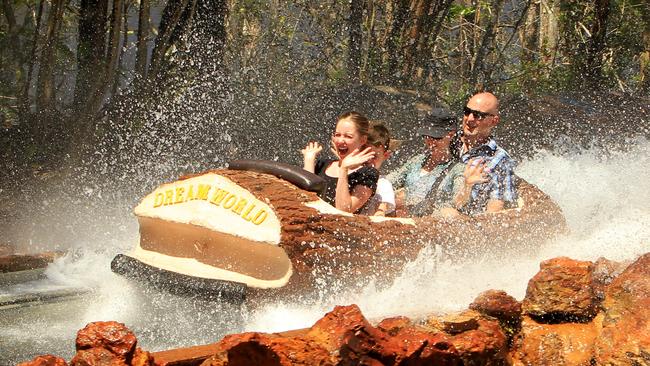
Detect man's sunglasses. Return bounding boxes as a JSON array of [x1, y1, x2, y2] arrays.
[[463, 106, 494, 120]]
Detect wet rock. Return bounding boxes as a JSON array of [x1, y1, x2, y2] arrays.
[[470, 290, 522, 322], [425, 310, 480, 335], [130, 348, 154, 366], [17, 355, 68, 366], [509, 315, 598, 366], [522, 257, 597, 321], [376, 316, 414, 336], [591, 257, 628, 301], [594, 253, 650, 365], [70, 348, 129, 366], [470, 290, 523, 342], [203, 332, 334, 366], [449, 317, 509, 365], [0, 251, 62, 272], [75, 321, 137, 358], [305, 304, 401, 364]]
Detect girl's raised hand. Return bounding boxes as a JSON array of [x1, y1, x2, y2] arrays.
[[340, 147, 375, 171], [301, 141, 323, 162]]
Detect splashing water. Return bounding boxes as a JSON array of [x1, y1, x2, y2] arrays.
[[244, 138, 650, 331], [1, 139, 650, 363]]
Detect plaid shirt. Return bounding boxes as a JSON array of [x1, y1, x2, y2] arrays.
[[446, 136, 517, 214]]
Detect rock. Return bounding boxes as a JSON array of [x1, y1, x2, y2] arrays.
[[305, 304, 401, 364], [205, 332, 334, 366], [592, 257, 628, 301], [594, 253, 650, 365], [17, 355, 68, 366], [522, 257, 597, 321], [470, 290, 521, 322], [509, 315, 598, 366], [75, 321, 137, 358], [449, 317, 509, 365], [0, 251, 62, 273], [70, 348, 129, 366], [425, 310, 481, 335], [376, 316, 414, 336], [130, 348, 154, 366], [390, 326, 459, 365]]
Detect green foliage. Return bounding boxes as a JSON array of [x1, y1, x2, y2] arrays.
[[449, 3, 476, 19]]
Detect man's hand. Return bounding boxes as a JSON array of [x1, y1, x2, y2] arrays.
[[463, 158, 490, 187], [340, 147, 375, 171]]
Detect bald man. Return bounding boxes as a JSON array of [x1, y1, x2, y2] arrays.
[[440, 92, 517, 216]]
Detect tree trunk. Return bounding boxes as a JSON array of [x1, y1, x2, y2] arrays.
[[520, 0, 539, 65], [35, 0, 66, 112], [135, 0, 151, 79], [469, 0, 505, 88], [74, 0, 108, 111], [112, 1, 129, 97], [19, 0, 45, 118], [100, 0, 124, 108], [348, 0, 363, 83], [385, 0, 410, 82], [415, 0, 454, 85], [639, 1, 650, 91], [147, 0, 193, 82], [539, 0, 559, 70], [581, 0, 610, 83], [400, 0, 431, 81]]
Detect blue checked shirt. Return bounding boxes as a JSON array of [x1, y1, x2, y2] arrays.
[[445, 138, 518, 215]]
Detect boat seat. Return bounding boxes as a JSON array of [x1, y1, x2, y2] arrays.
[[228, 159, 325, 193]]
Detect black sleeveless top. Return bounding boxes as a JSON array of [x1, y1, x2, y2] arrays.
[[314, 158, 379, 208]]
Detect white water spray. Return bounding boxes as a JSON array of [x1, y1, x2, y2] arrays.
[[2, 139, 650, 364]]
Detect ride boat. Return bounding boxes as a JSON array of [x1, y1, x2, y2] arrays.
[[111, 160, 567, 303]]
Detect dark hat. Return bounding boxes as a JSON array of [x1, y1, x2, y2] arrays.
[[417, 108, 457, 138]]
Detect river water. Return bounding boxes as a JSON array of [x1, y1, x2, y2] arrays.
[[1, 139, 649, 365]]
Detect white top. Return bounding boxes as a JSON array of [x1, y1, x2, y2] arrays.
[[359, 177, 396, 216]]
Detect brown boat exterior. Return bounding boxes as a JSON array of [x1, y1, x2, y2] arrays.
[[111, 160, 567, 303]]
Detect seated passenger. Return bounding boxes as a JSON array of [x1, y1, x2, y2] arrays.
[[386, 109, 458, 217], [440, 92, 517, 216], [301, 111, 379, 213], [358, 121, 398, 217]]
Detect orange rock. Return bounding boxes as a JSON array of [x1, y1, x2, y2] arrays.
[[17, 355, 68, 366], [376, 316, 414, 336], [510, 315, 598, 366], [201, 332, 334, 366], [131, 348, 154, 366], [594, 253, 650, 365], [75, 321, 137, 358], [449, 318, 508, 365], [70, 348, 129, 366], [522, 257, 597, 321], [470, 289, 521, 322]]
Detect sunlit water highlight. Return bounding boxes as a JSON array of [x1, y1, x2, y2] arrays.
[[1, 139, 649, 364]]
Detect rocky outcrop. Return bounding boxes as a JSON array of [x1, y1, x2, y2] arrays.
[[594, 253, 650, 365], [17, 355, 68, 366], [18, 252, 650, 366]]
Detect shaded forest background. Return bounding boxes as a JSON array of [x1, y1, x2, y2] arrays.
[[1, 0, 649, 188]]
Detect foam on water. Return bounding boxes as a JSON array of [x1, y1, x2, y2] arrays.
[[2, 139, 650, 363]]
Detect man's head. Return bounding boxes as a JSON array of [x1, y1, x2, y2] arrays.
[[418, 108, 457, 155], [462, 92, 500, 143], [367, 121, 393, 170]]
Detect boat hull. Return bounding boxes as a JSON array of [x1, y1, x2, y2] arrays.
[[111, 161, 568, 301]]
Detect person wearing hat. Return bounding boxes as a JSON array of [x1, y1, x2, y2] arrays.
[[386, 108, 459, 217]]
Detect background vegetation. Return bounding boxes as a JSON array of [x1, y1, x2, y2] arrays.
[[1, 0, 648, 177]]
